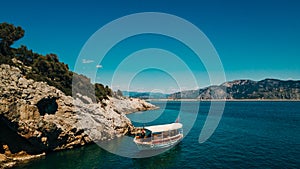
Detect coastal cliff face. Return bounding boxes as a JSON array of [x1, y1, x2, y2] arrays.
[[0, 64, 156, 168]]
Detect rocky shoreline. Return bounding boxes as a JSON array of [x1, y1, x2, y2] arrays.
[[0, 64, 157, 168]]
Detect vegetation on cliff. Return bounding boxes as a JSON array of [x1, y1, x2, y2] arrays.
[[0, 22, 156, 168], [0, 22, 112, 102]]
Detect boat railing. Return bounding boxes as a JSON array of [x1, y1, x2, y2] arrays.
[[152, 134, 182, 144], [135, 137, 152, 143], [135, 133, 183, 145]]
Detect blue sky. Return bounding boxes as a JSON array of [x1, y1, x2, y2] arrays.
[[1, 0, 299, 93]]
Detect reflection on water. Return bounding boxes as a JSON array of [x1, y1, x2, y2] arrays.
[[97, 134, 182, 158], [132, 144, 182, 169]]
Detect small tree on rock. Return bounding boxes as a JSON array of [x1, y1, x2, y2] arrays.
[[0, 22, 25, 55]]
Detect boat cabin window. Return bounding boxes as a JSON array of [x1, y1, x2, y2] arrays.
[[170, 129, 178, 136], [163, 131, 169, 137], [152, 132, 162, 140]]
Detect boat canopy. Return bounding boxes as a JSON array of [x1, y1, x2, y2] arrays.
[[145, 123, 182, 133]]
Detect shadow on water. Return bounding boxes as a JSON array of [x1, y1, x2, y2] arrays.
[[15, 144, 106, 169], [15, 142, 183, 169], [96, 134, 183, 159]]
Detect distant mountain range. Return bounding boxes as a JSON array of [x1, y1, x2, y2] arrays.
[[122, 91, 168, 99], [125, 79, 300, 100], [170, 79, 300, 100]]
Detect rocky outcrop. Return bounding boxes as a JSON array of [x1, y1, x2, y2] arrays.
[[0, 64, 156, 168], [105, 97, 157, 114]]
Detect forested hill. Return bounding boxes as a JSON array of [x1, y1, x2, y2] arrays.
[[169, 79, 300, 100], [0, 22, 111, 102]]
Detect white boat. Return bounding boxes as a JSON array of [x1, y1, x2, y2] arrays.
[[133, 123, 183, 150]]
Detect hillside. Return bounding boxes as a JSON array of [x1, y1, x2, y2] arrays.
[[169, 79, 300, 100], [0, 22, 111, 102], [0, 22, 156, 168]]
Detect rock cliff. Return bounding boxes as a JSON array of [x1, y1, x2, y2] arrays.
[[0, 64, 156, 168]]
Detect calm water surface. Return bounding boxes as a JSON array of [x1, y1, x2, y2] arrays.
[[15, 101, 300, 168]]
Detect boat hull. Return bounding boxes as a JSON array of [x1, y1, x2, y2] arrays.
[[134, 134, 183, 150]]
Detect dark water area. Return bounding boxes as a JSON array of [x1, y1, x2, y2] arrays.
[[15, 101, 300, 168]]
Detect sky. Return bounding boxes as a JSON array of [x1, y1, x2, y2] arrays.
[[1, 0, 299, 93]]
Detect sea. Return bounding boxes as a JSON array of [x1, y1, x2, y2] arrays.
[[15, 101, 300, 169]]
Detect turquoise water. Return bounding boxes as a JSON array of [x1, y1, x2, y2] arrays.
[[15, 101, 300, 168]]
